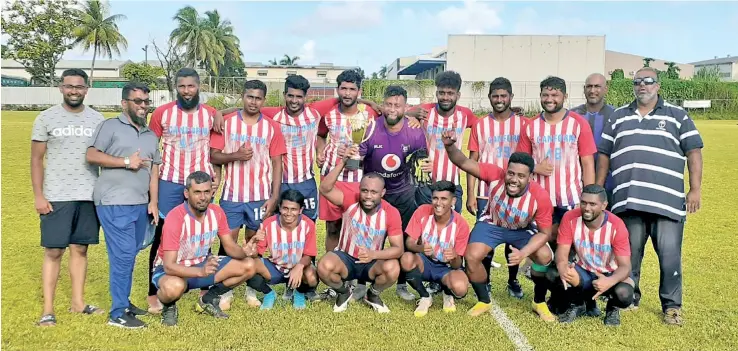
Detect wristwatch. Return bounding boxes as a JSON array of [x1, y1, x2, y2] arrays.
[[124, 156, 131, 169]]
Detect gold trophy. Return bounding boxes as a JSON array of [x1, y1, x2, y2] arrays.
[[344, 105, 375, 171]]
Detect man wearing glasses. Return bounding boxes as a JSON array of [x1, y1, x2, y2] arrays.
[[32, 69, 105, 327], [596, 67, 704, 326], [86, 82, 162, 329]]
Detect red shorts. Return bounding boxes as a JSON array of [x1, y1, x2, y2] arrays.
[[319, 179, 359, 221]]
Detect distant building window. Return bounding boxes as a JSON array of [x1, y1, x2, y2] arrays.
[[287, 70, 297, 76], [257, 70, 268, 77], [720, 72, 731, 78], [317, 70, 327, 78]]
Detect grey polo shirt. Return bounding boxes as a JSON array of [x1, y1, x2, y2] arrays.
[[598, 96, 703, 222], [88, 114, 162, 206]]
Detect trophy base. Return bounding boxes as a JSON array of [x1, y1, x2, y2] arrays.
[[345, 158, 361, 171]]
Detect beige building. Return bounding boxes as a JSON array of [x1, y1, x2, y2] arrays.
[[605, 50, 694, 79], [243, 62, 357, 84], [690, 56, 738, 81]]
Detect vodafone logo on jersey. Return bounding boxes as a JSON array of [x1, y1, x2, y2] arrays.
[[51, 125, 95, 137], [381, 153, 401, 172]]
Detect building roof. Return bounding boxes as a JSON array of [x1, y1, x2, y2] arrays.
[[243, 62, 357, 70], [397, 58, 446, 75], [690, 56, 738, 65]]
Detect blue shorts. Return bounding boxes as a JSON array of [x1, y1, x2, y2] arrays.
[[151, 256, 232, 290], [220, 199, 267, 231], [262, 258, 316, 285], [333, 250, 377, 283], [573, 264, 633, 291], [476, 198, 488, 222], [281, 179, 318, 221], [419, 254, 454, 283], [469, 221, 537, 251], [553, 207, 569, 225]]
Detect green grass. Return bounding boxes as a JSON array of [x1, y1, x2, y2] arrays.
[[2, 111, 737, 351]]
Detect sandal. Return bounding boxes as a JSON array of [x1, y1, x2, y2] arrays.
[[70, 304, 105, 315], [37, 314, 56, 327]]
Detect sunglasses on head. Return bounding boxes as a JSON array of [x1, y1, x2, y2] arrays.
[[633, 77, 658, 86]]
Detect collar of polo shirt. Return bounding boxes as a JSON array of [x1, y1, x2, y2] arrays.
[[117, 113, 150, 131]]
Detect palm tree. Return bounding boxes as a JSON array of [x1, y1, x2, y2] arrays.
[[170, 6, 214, 71], [378, 64, 388, 78], [72, 0, 128, 85], [279, 54, 300, 66], [268, 58, 279, 65], [202, 10, 240, 75], [643, 57, 654, 67]]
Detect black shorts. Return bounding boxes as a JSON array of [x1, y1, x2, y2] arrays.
[[334, 250, 377, 283], [40, 201, 100, 248], [384, 188, 416, 231]]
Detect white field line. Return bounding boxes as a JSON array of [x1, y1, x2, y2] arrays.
[[489, 297, 534, 351]]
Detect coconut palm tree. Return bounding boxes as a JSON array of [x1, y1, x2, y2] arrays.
[[202, 9, 240, 75], [72, 0, 128, 85], [279, 54, 300, 66], [170, 6, 214, 71], [378, 64, 388, 78]]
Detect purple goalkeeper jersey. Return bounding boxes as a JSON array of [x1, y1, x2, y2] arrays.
[[360, 116, 427, 195]]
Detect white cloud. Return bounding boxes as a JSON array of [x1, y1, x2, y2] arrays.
[[401, 1, 503, 37], [299, 40, 316, 61], [512, 7, 603, 36], [291, 1, 384, 36]]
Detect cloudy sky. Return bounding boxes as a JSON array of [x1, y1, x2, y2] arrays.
[[43, 1, 738, 74]]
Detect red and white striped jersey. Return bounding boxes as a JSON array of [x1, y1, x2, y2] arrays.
[[261, 107, 321, 184], [405, 204, 470, 262], [148, 102, 218, 184], [155, 203, 230, 267], [478, 163, 553, 230], [317, 103, 378, 183], [420, 103, 477, 185], [468, 113, 528, 198], [516, 111, 597, 209], [336, 194, 402, 259], [557, 209, 630, 274], [210, 112, 287, 203], [257, 214, 317, 274]]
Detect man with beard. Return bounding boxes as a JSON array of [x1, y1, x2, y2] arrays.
[[556, 184, 634, 326], [358, 85, 427, 302], [467, 77, 529, 300], [210, 80, 287, 308], [596, 67, 703, 326], [151, 171, 255, 326], [242, 190, 319, 310], [442, 131, 556, 321], [516, 76, 597, 314], [401, 180, 471, 317], [145, 68, 224, 313], [86, 82, 162, 328], [32, 69, 105, 327], [317, 147, 403, 313], [406, 71, 478, 214], [572, 73, 615, 208]]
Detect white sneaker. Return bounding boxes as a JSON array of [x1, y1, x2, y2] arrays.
[[219, 290, 234, 311], [244, 286, 261, 307], [443, 293, 457, 313], [414, 297, 433, 317], [491, 261, 502, 269]]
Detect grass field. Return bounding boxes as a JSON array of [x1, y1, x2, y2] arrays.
[[2, 111, 737, 351]]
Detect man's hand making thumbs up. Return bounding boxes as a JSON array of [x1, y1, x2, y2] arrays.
[[253, 224, 266, 242], [507, 246, 527, 266], [126, 149, 152, 170]]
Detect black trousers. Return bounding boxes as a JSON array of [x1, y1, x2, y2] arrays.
[[620, 210, 684, 311]]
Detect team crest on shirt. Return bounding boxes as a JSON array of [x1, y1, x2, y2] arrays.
[[381, 154, 402, 172], [657, 120, 666, 131]]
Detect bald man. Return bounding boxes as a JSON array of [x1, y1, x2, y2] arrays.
[[572, 73, 615, 207]]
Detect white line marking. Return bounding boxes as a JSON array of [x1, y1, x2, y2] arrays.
[[489, 297, 534, 351]]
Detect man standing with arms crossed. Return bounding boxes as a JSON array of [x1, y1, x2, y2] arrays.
[[145, 68, 223, 313], [32, 69, 105, 327], [87, 82, 161, 328], [467, 77, 528, 300], [359, 85, 427, 301], [210, 79, 287, 308], [572, 73, 615, 207], [596, 67, 703, 326]]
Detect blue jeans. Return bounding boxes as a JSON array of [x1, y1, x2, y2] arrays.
[[97, 204, 149, 319]]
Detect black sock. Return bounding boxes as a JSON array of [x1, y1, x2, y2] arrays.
[[397, 270, 407, 285], [471, 281, 491, 303], [162, 299, 176, 308], [246, 275, 272, 294], [531, 274, 548, 304], [202, 283, 231, 304], [296, 282, 312, 294], [481, 255, 493, 284], [333, 281, 349, 294], [568, 285, 583, 306], [405, 267, 429, 298]]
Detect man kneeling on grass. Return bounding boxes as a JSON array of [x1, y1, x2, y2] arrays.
[[401, 180, 471, 317], [556, 184, 634, 326], [242, 189, 319, 310], [151, 171, 256, 326]]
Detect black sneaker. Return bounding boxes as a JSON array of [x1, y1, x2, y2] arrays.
[[126, 303, 147, 316], [333, 289, 352, 313], [196, 296, 228, 319], [305, 290, 321, 302], [161, 304, 178, 326], [364, 288, 390, 313], [507, 280, 524, 299], [558, 303, 585, 324], [426, 282, 442, 296], [585, 299, 601, 317], [108, 312, 146, 329], [604, 307, 621, 326], [318, 288, 337, 301]]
